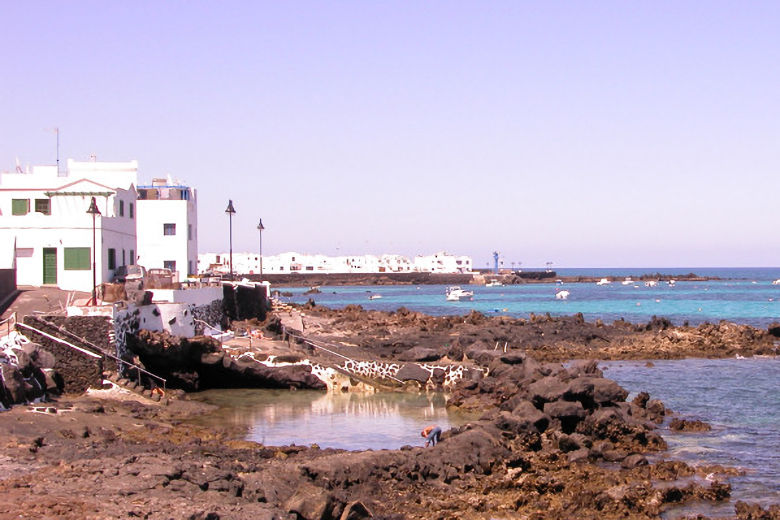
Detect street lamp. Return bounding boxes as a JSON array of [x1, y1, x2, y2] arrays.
[[257, 218, 265, 279], [86, 196, 101, 306], [225, 200, 236, 279]]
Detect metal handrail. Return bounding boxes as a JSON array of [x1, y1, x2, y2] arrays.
[[16, 322, 102, 359], [0, 312, 16, 337], [17, 320, 166, 391]]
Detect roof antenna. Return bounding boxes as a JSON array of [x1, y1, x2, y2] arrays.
[[55, 127, 60, 173]]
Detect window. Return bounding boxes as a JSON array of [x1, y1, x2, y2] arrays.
[[108, 248, 116, 270], [64, 247, 90, 270], [188, 224, 192, 240], [188, 260, 193, 275], [12, 199, 29, 215], [163, 223, 176, 236], [35, 199, 51, 215], [130, 250, 135, 263], [163, 260, 176, 272], [129, 203, 134, 219], [119, 200, 124, 217], [122, 250, 126, 266]]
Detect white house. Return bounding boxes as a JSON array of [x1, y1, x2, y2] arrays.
[[136, 178, 198, 281], [0, 164, 137, 292], [0, 157, 199, 291], [197, 251, 471, 275], [414, 252, 472, 273]]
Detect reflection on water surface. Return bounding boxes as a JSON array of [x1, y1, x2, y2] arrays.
[[188, 389, 476, 451]]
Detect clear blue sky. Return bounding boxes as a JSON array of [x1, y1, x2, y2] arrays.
[[2, 2, 778, 267]]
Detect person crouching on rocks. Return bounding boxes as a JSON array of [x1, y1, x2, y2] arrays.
[[421, 425, 442, 447]]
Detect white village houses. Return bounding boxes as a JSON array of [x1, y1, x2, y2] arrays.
[[198, 251, 473, 275], [0, 158, 198, 292]]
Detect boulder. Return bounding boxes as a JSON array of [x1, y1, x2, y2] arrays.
[[632, 391, 650, 408], [0, 364, 26, 405], [563, 377, 596, 408], [567, 359, 603, 378], [575, 377, 629, 405], [471, 350, 503, 366], [620, 453, 648, 469], [768, 323, 780, 338], [499, 352, 527, 365], [543, 400, 586, 433], [669, 418, 712, 432], [505, 401, 550, 434], [528, 376, 568, 408], [646, 399, 666, 421], [284, 483, 335, 520], [396, 364, 431, 384], [567, 447, 590, 463], [340, 501, 372, 520], [398, 347, 442, 362]]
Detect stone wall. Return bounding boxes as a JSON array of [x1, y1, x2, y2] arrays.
[[21, 316, 109, 393], [223, 283, 268, 322], [0, 268, 16, 309]]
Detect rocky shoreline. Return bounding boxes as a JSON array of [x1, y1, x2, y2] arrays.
[[1, 304, 778, 519]]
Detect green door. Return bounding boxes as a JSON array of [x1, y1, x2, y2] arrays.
[[43, 248, 57, 285]]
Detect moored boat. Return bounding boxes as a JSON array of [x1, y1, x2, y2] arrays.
[[446, 286, 474, 301]]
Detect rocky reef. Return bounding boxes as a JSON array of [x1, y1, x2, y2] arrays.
[[2, 348, 774, 519]]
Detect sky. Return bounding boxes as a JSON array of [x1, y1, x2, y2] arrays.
[[1, 2, 778, 268]]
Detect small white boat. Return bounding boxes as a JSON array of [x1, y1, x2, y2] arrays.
[[645, 280, 658, 287], [668, 280, 676, 287], [446, 286, 474, 301], [555, 290, 570, 300], [621, 278, 633, 285], [485, 280, 503, 287], [596, 278, 611, 286], [772, 279, 780, 285], [368, 294, 382, 300]]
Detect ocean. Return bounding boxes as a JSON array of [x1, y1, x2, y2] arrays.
[[278, 267, 780, 328], [242, 267, 778, 513]]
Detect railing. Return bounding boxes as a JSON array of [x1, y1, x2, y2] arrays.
[[17, 320, 166, 391], [0, 312, 16, 338]]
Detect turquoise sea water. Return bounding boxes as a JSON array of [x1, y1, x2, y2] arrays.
[[603, 358, 779, 516], [279, 267, 780, 328]]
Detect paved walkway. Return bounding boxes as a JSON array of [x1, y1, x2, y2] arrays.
[[1, 286, 90, 322]]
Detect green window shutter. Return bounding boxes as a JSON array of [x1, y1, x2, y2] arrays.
[[64, 247, 91, 270], [12, 199, 29, 215]]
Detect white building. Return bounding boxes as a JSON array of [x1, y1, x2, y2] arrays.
[[136, 178, 198, 281], [414, 251, 473, 274], [0, 158, 198, 290], [0, 163, 137, 291], [197, 251, 471, 275]]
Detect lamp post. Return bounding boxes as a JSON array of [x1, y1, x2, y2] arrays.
[[86, 196, 101, 306], [225, 200, 236, 279], [257, 218, 265, 279]]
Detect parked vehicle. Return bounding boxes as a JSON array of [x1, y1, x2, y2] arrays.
[[113, 264, 146, 283]]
